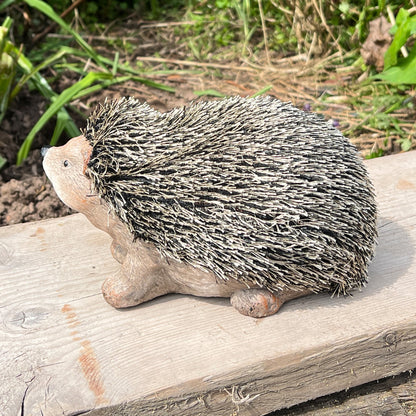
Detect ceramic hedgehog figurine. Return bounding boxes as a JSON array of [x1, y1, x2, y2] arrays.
[[42, 96, 377, 317]]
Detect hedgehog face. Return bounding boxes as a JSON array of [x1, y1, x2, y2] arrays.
[[42, 135, 97, 212]]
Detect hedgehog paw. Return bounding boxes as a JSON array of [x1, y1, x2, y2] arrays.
[[230, 288, 282, 318], [102, 271, 142, 308]]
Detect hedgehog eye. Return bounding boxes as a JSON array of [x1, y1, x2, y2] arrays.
[[63, 160, 70, 168]]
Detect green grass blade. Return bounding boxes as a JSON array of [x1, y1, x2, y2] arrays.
[[0, 19, 16, 124], [23, 0, 107, 70], [0, 154, 6, 170], [251, 85, 272, 98], [0, 0, 15, 12], [130, 76, 175, 92], [11, 45, 80, 139], [112, 51, 119, 76], [97, 54, 183, 85], [10, 48, 68, 101], [50, 110, 76, 146], [14, 47, 56, 99], [71, 75, 131, 100], [193, 89, 226, 97], [1, 17, 13, 50], [17, 72, 112, 164], [0, 49, 15, 121], [71, 75, 175, 101]]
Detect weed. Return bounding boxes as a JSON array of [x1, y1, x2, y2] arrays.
[[366, 147, 385, 159], [179, 0, 404, 59], [0, 17, 15, 125], [0, 16, 81, 167], [377, 7, 416, 84], [345, 82, 415, 153]]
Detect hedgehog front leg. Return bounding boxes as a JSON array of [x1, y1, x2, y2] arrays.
[[230, 287, 312, 318], [101, 245, 175, 309]]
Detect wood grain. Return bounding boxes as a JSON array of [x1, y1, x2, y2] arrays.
[[1, 151, 416, 415]]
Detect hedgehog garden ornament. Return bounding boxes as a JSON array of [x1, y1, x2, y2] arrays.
[[42, 96, 377, 318]]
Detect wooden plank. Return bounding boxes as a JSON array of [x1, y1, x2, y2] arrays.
[[1, 150, 416, 416]]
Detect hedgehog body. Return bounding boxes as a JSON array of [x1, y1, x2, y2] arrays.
[[83, 96, 377, 295]]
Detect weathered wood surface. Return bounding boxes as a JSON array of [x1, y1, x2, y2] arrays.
[[1, 150, 416, 416]]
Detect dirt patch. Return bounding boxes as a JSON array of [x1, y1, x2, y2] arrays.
[[0, 175, 71, 225], [0, 90, 71, 225]]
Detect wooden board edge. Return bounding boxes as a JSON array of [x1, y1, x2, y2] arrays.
[[78, 321, 416, 416]]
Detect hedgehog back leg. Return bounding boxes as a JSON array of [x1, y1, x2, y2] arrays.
[[230, 287, 313, 318]]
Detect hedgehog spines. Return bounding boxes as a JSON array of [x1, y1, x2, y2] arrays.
[[84, 96, 377, 295]]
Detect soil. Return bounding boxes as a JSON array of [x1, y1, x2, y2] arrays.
[[0, 91, 71, 225]]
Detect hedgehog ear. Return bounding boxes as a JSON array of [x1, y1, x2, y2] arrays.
[[82, 148, 91, 175]]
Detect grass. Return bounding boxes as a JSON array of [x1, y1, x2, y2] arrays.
[[346, 83, 414, 156], [0, 16, 14, 125]]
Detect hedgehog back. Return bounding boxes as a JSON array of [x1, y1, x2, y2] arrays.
[[84, 96, 377, 294]]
